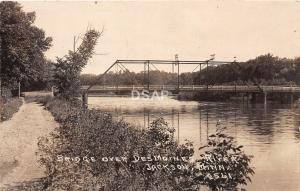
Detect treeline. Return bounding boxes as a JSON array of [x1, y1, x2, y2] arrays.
[[195, 54, 300, 86], [81, 54, 300, 87]]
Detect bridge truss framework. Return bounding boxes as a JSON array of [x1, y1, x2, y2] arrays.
[[86, 59, 239, 92]]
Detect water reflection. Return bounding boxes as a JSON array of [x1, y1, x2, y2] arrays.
[[89, 97, 300, 191]]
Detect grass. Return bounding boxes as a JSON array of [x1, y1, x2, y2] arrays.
[[0, 97, 23, 122]]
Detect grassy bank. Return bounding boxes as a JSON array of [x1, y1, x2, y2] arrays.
[[0, 97, 23, 122], [32, 96, 253, 191]]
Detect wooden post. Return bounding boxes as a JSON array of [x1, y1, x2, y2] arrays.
[[18, 81, 21, 98], [51, 86, 54, 97], [82, 92, 88, 109]]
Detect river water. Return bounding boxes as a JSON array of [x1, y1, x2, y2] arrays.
[[89, 96, 300, 191]]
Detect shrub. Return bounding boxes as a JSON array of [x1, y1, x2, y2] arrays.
[[38, 98, 197, 191], [194, 125, 255, 191], [37, 98, 254, 191], [0, 97, 23, 122]]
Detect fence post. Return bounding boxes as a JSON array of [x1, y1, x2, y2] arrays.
[[82, 92, 88, 109], [18, 81, 21, 98], [51, 86, 54, 97]]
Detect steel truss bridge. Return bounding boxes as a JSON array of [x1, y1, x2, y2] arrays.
[[83, 58, 237, 92], [81, 59, 300, 105]]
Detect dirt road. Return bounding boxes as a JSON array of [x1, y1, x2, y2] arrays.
[[0, 98, 57, 189]]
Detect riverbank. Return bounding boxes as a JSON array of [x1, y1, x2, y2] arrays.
[[29, 96, 254, 191], [31, 96, 197, 190]]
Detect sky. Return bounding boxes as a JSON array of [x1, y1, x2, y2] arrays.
[[21, 1, 300, 74]]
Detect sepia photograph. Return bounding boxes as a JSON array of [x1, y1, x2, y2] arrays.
[[0, 0, 300, 190]]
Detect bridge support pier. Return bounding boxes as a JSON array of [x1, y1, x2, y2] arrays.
[[264, 92, 267, 106], [250, 93, 256, 103], [241, 94, 249, 104], [246, 94, 249, 104]]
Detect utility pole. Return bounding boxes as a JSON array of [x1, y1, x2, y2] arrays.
[[143, 63, 146, 88], [233, 57, 237, 93], [175, 54, 179, 90], [206, 54, 215, 90], [172, 62, 174, 73], [147, 60, 150, 91]]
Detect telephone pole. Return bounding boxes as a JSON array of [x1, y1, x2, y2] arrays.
[[175, 54, 179, 90]]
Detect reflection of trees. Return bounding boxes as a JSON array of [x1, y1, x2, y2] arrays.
[[137, 103, 279, 144], [199, 103, 279, 145], [293, 107, 300, 140], [242, 103, 296, 145], [246, 105, 275, 136], [98, 100, 297, 148]]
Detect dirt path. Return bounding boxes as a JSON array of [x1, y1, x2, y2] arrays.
[[0, 98, 57, 189]]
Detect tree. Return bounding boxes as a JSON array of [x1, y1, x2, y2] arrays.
[[0, 1, 52, 91], [53, 29, 101, 100]]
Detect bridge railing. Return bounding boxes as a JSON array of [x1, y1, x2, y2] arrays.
[[81, 85, 300, 93]]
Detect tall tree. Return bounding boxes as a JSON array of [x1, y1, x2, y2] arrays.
[[53, 29, 101, 100], [0, 1, 52, 91]]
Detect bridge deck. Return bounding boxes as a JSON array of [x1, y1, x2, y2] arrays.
[[81, 85, 300, 93]]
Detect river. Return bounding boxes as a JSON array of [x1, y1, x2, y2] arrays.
[[89, 96, 300, 191]]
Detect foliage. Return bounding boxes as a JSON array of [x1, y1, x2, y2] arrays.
[[35, 97, 255, 191], [22, 60, 55, 91], [53, 30, 101, 100], [80, 70, 179, 86], [194, 125, 254, 191], [0, 1, 52, 89], [37, 97, 197, 191], [194, 54, 299, 86], [0, 97, 23, 121]]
